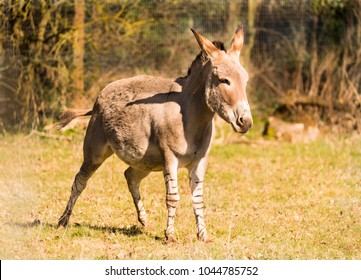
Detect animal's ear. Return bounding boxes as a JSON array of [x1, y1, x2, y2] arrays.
[[228, 26, 244, 58], [191, 28, 220, 60]]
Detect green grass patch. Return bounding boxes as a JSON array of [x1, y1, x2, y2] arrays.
[[0, 133, 360, 259]]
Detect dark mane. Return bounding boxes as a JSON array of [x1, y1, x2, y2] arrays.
[[185, 40, 226, 77]]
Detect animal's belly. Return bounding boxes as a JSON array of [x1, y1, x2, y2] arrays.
[[109, 137, 206, 172], [120, 151, 164, 171], [106, 134, 160, 171]]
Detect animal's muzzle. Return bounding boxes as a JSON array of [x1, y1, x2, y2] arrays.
[[236, 113, 253, 133], [232, 101, 253, 134]]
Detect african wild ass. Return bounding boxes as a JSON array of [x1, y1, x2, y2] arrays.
[[57, 27, 252, 242]]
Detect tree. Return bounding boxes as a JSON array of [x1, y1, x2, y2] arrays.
[[72, 0, 85, 107]]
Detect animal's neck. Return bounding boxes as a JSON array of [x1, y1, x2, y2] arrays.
[[181, 61, 215, 135]]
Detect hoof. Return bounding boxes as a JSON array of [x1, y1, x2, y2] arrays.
[[138, 216, 149, 227], [197, 233, 211, 243], [143, 222, 154, 231], [203, 237, 213, 243], [57, 216, 69, 228], [166, 234, 177, 243], [165, 230, 177, 243]]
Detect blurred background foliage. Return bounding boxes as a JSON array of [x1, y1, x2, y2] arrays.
[[0, 0, 360, 133]]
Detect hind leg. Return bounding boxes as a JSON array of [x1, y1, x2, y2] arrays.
[[58, 161, 101, 227], [58, 114, 113, 227], [124, 167, 150, 227]]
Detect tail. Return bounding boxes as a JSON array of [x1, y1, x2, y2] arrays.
[[45, 109, 92, 130]]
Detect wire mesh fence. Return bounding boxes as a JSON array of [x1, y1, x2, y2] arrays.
[[0, 0, 360, 131]]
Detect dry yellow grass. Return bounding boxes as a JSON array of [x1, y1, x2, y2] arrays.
[[0, 132, 360, 259]]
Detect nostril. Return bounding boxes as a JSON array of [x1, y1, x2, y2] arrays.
[[238, 116, 245, 126], [236, 114, 253, 129]]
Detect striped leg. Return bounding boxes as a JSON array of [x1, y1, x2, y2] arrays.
[[164, 169, 180, 242], [124, 167, 150, 227], [58, 161, 100, 227], [188, 158, 208, 241], [58, 114, 113, 228]]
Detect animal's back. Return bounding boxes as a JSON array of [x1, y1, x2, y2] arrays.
[[93, 75, 186, 171], [97, 75, 180, 108]]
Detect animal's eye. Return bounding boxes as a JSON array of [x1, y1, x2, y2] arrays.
[[219, 78, 231, 85]]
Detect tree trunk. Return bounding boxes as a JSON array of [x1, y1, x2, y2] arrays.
[[72, 0, 85, 107], [244, 0, 258, 67]]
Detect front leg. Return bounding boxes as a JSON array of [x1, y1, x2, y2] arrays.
[[188, 157, 209, 242], [163, 162, 180, 242]]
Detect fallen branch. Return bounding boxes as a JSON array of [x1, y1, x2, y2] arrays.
[[26, 129, 72, 141], [281, 92, 352, 112]]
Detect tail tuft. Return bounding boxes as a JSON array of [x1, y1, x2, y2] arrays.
[[45, 109, 92, 130]]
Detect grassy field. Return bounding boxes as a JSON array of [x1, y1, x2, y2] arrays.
[[0, 131, 360, 260]]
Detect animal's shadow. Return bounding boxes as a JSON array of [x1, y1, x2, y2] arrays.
[[6, 220, 162, 241]]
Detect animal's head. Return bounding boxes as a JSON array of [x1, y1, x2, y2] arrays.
[[191, 27, 252, 134]]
